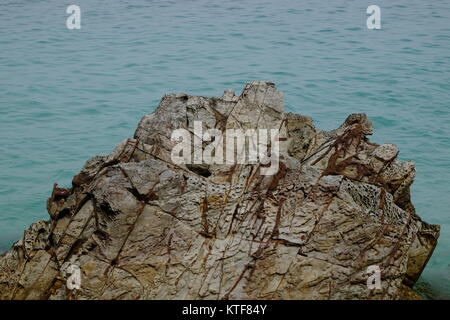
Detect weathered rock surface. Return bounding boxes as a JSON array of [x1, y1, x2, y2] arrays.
[[0, 82, 440, 300]]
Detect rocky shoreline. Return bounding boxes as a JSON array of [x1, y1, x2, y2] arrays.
[[0, 82, 440, 299]]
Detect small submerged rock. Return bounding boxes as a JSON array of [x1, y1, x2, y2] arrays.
[[0, 82, 440, 299]]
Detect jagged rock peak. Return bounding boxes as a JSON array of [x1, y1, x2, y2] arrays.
[[0, 82, 439, 300]]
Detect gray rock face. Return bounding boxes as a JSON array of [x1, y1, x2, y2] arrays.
[[0, 82, 439, 300]]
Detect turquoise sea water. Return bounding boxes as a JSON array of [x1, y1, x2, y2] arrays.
[[0, 0, 449, 298]]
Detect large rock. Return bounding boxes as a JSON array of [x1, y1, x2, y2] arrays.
[[0, 82, 439, 299]]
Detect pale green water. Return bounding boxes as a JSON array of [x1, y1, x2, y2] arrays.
[[0, 0, 449, 298]]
